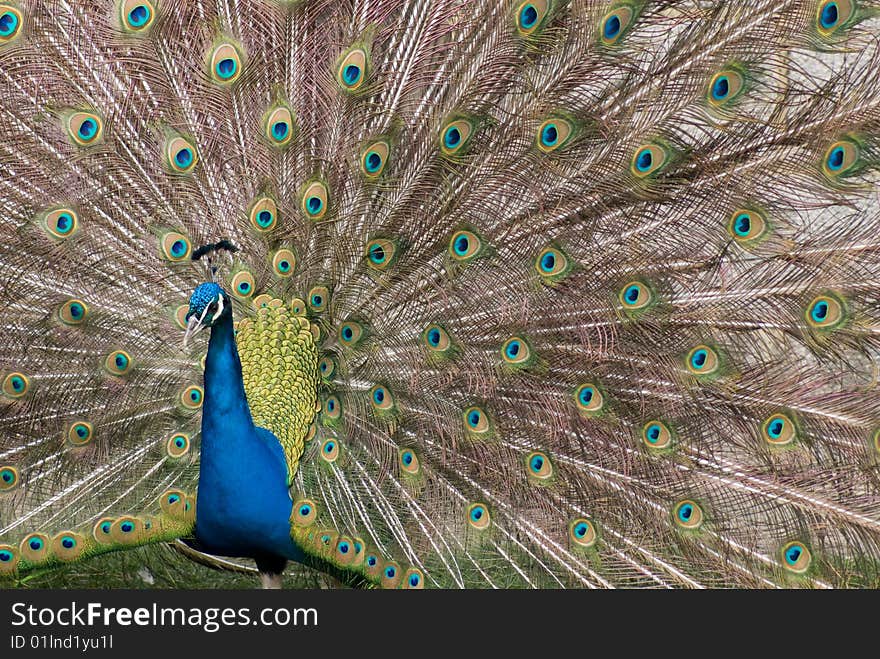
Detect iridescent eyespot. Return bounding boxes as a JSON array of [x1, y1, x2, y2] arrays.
[[631, 143, 668, 177], [402, 568, 425, 589], [467, 503, 491, 530], [781, 541, 812, 573], [365, 238, 397, 271], [166, 433, 190, 458], [180, 385, 204, 410], [52, 532, 85, 560], [120, 1, 155, 32], [526, 451, 553, 481], [686, 345, 719, 376], [360, 140, 389, 178], [0, 5, 23, 43], [264, 105, 295, 147], [323, 395, 341, 420], [399, 448, 420, 475], [272, 249, 296, 278], [440, 118, 475, 156], [673, 500, 703, 530], [0, 465, 19, 491], [43, 208, 79, 240], [762, 413, 796, 446], [68, 421, 93, 446], [501, 336, 532, 366], [231, 271, 256, 299], [728, 208, 768, 243], [536, 117, 574, 153], [575, 383, 604, 414], [338, 321, 364, 347], [210, 42, 243, 84], [308, 286, 330, 312], [0, 545, 18, 573], [516, 0, 550, 35], [449, 230, 483, 261], [641, 420, 672, 450], [816, 0, 854, 37], [93, 517, 115, 543], [464, 406, 490, 435], [318, 358, 336, 381], [805, 294, 845, 330], [160, 488, 188, 516], [301, 181, 329, 220], [381, 562, 402, 589], [600, 5, 634, 45], [337, 47, 368, 91], [569, 518, 598, 548], [65, 111, 103, 147], [535, 246, 570, 282], [20, 533, 49, 562], [104, 350, 132, 376], [112, 516, 143, 543], [708, 69, 745, 107], [822, 139, 859, 178], [160, 232, 192, 261], [166, 135, 198, 173], [321, 438, 340, 463], [2, 372, 29, 399], [249, 196, 278, 232], [619, 280, 653, 311], [422, 323, 453, 355], [293, 499, 318, 526], [59, 298, 88, 325], [369, 385, 394, 412]]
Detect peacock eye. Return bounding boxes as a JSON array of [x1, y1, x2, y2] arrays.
[[208, 302, 218, 314]]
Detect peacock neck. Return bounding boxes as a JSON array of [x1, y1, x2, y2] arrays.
[[202, 311, 255, 443]]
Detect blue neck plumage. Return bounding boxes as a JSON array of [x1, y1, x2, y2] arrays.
[[201, 311, 254, 445]]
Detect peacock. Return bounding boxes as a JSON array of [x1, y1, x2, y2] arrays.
[[1, 0, 879, 591]]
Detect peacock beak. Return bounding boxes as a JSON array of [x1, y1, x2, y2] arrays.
[[183, 312, 208, 348]]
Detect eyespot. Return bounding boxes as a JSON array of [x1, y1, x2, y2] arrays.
[[805, 294, 845, 330], [333, 536, 356, 565], [535, 246, 570, 282], [0, 545, 19, 573], [467, 503, 491, 530], [641, 420, 672, 449], [293, 499, 318, 527], [43, 208, 79, 240], [728, 208, 768, 243], [440, 118, 475, 156], [65, 111, 103, 147], [422, 323, 453, 354], [516, 0, 550, 35], [92, 517, 115, 544], [318, 357, 335, 379], [210, 42, 243, 84], [569, 518, 598, 548], [159, 232, 192, 261], [365, 238, 397, 271], [369, 385, 394, 412], [402, 567, 425, 589], [166, 433, 190, 458], [20, 533, 50, 563], [526, 451, 553, 481], [68, 421, 93, 446], [181, 385, 204, 410], [231, 271, 256, 299], [2, 372, 29, 399], [52, 532, 86, 561], [619, 280, 653, 310], [360, 140, 389, 178], [464, 406, 490, 435], [762, 413, 796, 446], [160, 488, 188, 516], [301, 181, 329, 220], [320, 438, 340, 463], [104, 350, 132, 376], [120, 1, 155, 32], [0, 5, 23, 43], [781, 541, 812, 573], [111, 516, 144, 543], [631, 143, 669, 177], [59, 298, 88, 325], [338, 321, 364, 347], [575, 383, 604, 414], [364, 552, 383, 579], [264, 105, 295, 147], [600, 5, 634, 45], [272, 249, 296, 278], [337, 47, 368, 91], [381, 562, 402, 589], [686, 345, 719, 376], [399, 448, 421, 475], [822, 139, 859, 178], [449, 230, 483, 261], [249, 196, 278, 232], [323, 395, 341, 420], [166, 135, 198, 173], [816, 0, 854, 37], [501, 336, 532, 366], [672, 500, 703, 530], [708, 69, 745, 107], [309, 286, 329, 312], [0, 465, 19, 491], [536, 117, 574, 153]]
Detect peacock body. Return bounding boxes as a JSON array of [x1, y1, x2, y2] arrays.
[[1, 0, 880, 589]]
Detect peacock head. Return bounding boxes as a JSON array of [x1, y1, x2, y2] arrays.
[[183, 282, 231, 346]]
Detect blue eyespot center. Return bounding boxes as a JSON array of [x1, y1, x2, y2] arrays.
[[100, 522, 111, 534], [174, 438, 185, 448], [78, 119, 97, 140], [827, 146, 844, 171], [385, 566, 396, 578], [636, 149, 653, 171], [520, 4, 538, 29], [171, 239, 186, 256], [168, 494, 180, 504], [444, 126, 461, 149], [785, 545, 803, 564], [278, 260, 290, 272], [216, 58, 237, 79], [409, 574, 420, 586], [324, 441, 335, 453], [70, 303, 84, 318], [1, 469, 13, 482], [115, 354, 128, 369], [603, 14, 621, 39], [342, 326, 353, 341], [467, 410, 481, 428], [10, 376, 24, 391], [29, 539, 43, 551], [579, 387, 593, 405], [121, 521, 134, 533], [75, 425, 88, 438], [312, 295, 323, 306], [820, 2, 839, 28], [454, 235, 469, 255], [56, 213, 73, 233], [365, 151, 382, 172], [0, 550, 11, 561], [343, 64, 361, 85], [402, 451, 413, 466], [691, 349, 707, 369], [0, 11, 19, 36], [299, 504, 311, 516], [427, 328, 441, 347], [367, 556, 377, 566], [541, 124, 558, 147], [327, 399, 336, 412], [339, 542, 349, 554], [307, 196, 323, 214], [257, 210, 273, 227], [237, 281, 251, 293], [373, 388, 385, 404], [530, 455, 544, 472], [62, 537, 75, 549], [574, 522, 588, 538], [369, 244, 386, 263], [505, 340, 521, 359], [272, 121, 289, 140], [678, 504, 693, 521], [734, 213, 751, 236], [175, 148, 193, 167], [128, 5, 150, 27], [471, 507, 484, 521], [646, 424, 661, 443], [712, 75, 729, 100], [624, 285, 641, 304], [540, 252, 556, 272], [768, 418, 784, 438], [811, 301, 829, 322]]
